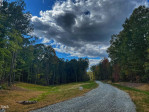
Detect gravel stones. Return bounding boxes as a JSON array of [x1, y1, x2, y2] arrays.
[[31, 81, 136, 112]]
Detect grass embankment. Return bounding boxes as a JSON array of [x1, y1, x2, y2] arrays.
[[0, 81, 98, 112], [111, 83, 149, 112]]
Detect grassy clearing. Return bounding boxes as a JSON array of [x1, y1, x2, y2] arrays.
[[0, 81, 98, 112], [0, 83, 8, 90], [111, 83, 149, 112]]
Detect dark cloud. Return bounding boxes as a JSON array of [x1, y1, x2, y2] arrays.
[[31, 0, 148, 58], [55, 13, 76, 30]]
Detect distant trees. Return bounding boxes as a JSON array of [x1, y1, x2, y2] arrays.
[[91, 58, 112, 81], [15, 44, 89, 85], [0, 0, 89, 86], [107, 6, 149, 82]]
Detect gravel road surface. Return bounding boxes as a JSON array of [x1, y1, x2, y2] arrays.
[[31, 81, 136, 112]]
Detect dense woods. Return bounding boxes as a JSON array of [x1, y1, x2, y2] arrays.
[[1, 0, 149, 87], [91, 58, 112, 81], [0, 0, 89, 86], [92, 6, 149, 83], [16, 44, 89, 85]]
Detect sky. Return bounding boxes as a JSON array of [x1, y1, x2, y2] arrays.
[[12, 0, 149, 67]]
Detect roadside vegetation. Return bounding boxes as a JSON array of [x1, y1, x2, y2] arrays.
[[91, 6, 149, 83], [0, 81, 98, 112], [111, 83, 149, 112], [90, 5, 149, 112]]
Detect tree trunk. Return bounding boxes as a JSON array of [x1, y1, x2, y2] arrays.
[[12, 52, 17, 84], [46, 63, 49, 85], [75, 71, 77, 82], [53, 70, 55, 85], [8, 51, 15, 86]]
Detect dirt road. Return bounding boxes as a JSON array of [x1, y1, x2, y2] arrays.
[[31, 81, 136, 112]]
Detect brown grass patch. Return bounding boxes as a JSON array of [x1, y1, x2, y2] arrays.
[[0, 88, 43, 112], [116, 82, 144, 88], [126, 90, 149, 112], [112, 83, 149, 112], [24, 89, 90, 112], [136, 84, 149, 91], [0, 81, 98, 112]]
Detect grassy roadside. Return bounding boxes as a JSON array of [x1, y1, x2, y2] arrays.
[[111, 83, 149, 112], [0, 81, 98, 112]]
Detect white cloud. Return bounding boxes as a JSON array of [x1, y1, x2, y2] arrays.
[[52, 40, 109, 57], [89, 59, 102, 68], [31, 0, 148, 58]]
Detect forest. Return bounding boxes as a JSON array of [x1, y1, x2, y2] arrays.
[[0, 0, 89, 86], [91, 6, 149, 83], [1, 0, 149, 87]]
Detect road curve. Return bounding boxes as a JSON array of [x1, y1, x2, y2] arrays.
[[31, 81, 136, 112]]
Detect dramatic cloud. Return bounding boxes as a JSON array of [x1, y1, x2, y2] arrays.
[[89, 59, 102, 68], [53, 41, 109, 57], [31, 0, 148, 58]]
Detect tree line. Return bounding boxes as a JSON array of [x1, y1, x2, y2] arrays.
[[0, 0, 89, 86], [91, 6, 149, 83], [91, 58, 112, 81], [16, 44, 89, 85]]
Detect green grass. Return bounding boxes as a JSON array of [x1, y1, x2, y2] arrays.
[[111, 83, 149, 112], [16, 83, 57, 91], [0, 81, 98, 112], [112, 83, 149, 95], [0, 83, 9, 90], [29, 92, 50, 101], [82, 81, 98, 89], [16, 81, 98, 102]]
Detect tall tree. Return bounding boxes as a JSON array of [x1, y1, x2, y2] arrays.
[[108, 6, 149, 82], [0, 0, 33, 86]]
